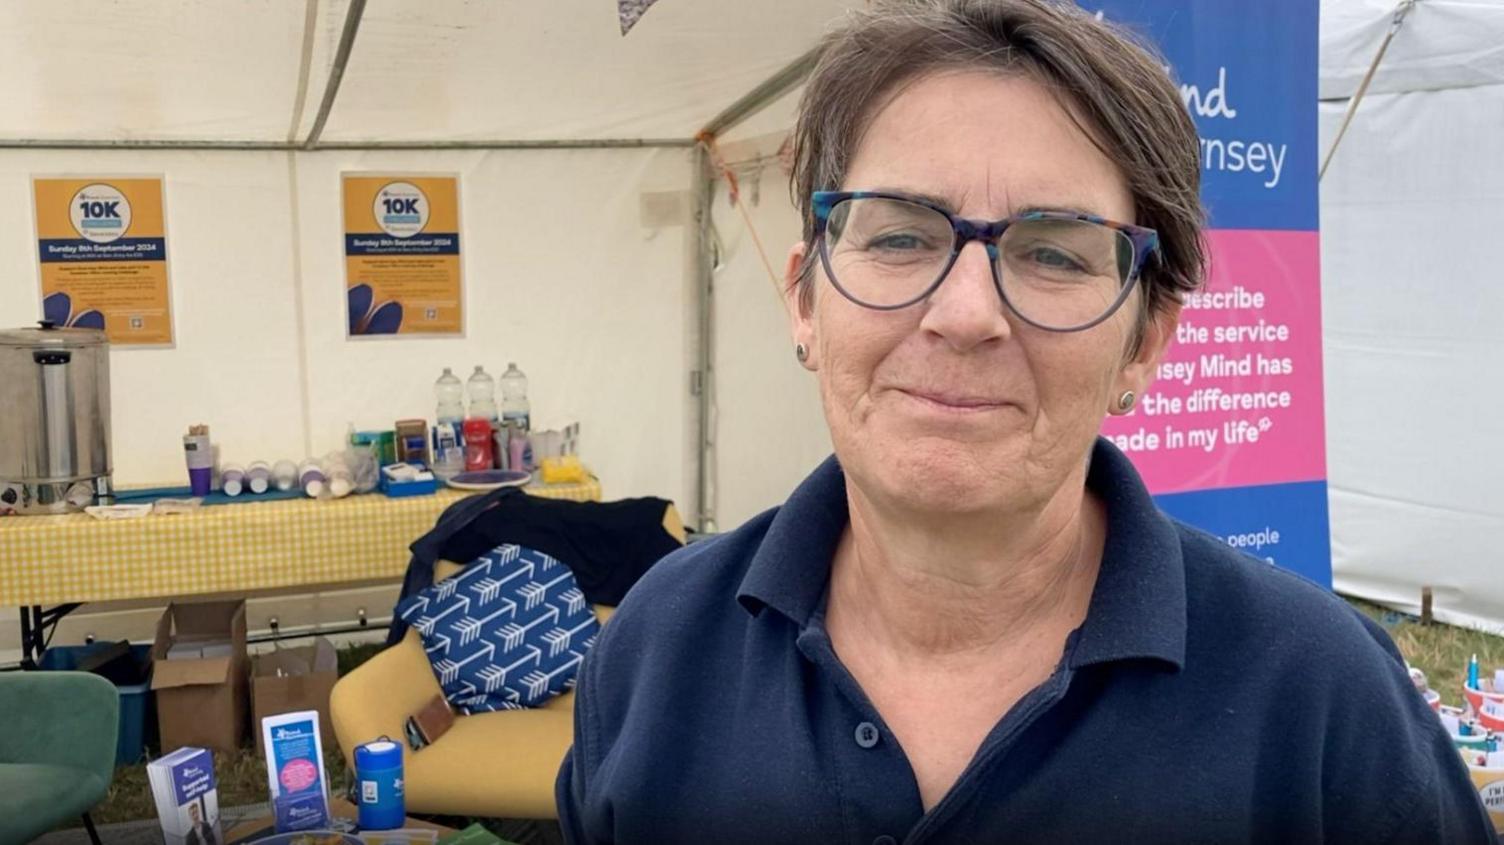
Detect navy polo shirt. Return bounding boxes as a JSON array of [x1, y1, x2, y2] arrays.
[[557, 440, 1496, 844]]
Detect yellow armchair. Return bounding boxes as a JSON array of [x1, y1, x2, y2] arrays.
[[330, 504, 683, 819]]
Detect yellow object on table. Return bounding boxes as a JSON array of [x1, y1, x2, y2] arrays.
[[0, 479, 601, 607], [539, 454, 588, 484]]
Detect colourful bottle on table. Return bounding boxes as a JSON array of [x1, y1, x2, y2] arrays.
[[354, 739, 405, 830], [183, 426, 213, 496], [508, 423, 529, 473], [463, 418, 494, 472]]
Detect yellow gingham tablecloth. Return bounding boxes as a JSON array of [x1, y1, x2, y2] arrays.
[[0, 480, 601, 607]]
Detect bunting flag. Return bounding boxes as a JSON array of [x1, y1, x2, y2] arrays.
[[618, 0, 662, 35]]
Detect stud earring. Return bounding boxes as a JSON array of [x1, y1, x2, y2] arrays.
[[795, 343, 808, 363], [1117, 390, 1136, 412]]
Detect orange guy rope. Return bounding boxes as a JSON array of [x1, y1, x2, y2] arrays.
[[697, 132, 787, 303]]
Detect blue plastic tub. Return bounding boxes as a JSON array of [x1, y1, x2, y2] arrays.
[[38, 643, 154, 765]]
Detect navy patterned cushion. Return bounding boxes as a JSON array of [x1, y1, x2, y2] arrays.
[[394, 544, 599, 713]]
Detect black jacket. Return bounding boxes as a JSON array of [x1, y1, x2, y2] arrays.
[[387, 486, 682, 645]]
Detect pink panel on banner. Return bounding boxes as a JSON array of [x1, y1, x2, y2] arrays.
[[1101, 229, 1325, 494]]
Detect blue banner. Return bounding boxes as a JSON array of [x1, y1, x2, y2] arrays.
[[1091, 0, 1331, 587], [1088, 0, 1319, 231], [1156, 481, 1332, 586]]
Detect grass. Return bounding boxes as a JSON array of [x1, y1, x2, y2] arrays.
[[89, 641, 391, 826], [84, 598, 1504, 828], [1348, 599, 1504, 708], [97, 749, 348, 826]]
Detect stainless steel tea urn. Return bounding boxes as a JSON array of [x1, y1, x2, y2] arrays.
[[0, 321, 113, 514]]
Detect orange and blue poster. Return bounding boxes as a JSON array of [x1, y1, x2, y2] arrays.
[[341, 174, 464, 337], [33, 176, 174, 346]]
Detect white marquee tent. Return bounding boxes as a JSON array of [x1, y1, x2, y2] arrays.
[[0, 0, 1499, 642], [1318, 0, 1504, 632], [0, 0, 859, 543]]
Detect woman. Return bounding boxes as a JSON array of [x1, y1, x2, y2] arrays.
[[558, 1, 1495, 842]]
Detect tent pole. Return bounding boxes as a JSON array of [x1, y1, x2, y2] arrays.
[[0, 138, 694, 151], [700, 47, 823, 140], [0, 140, 298, 150], [688, 46, 824, 533], [303, 0, 367, 150], [693, 145, 718, 534], [285, 0, 322, 143], [316, 138, 697, 150]]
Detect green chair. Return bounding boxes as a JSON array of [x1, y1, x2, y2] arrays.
[[0, 671, 118, 844]]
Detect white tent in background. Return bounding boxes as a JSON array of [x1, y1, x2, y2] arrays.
[[0, 0, 860, 545], [1318, 0, 1504, 632]]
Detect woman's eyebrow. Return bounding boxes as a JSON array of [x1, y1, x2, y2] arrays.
[[868, 186, 956, 210], [1016, 203, 1103, 218], [864, 188, 1108, 220]]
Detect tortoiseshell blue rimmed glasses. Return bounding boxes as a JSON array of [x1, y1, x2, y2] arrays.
[[812, 190, 1160, 332]]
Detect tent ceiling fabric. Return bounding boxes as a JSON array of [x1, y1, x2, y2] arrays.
[[0, 0, 858, 146], [7, 1, 1502, 144], [321, 0, 853, 144], [1320, 0, 1504, 100], [0, 0, 350, 143]]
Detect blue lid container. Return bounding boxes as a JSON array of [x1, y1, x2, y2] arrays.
[[39, 643, 154, 765], [354, 738, 405, 830]]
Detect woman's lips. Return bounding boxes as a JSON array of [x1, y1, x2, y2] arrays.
[[897, 388, 1010, 413]]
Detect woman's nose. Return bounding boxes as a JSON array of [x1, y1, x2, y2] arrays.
[[918, 240, 1012, 351]]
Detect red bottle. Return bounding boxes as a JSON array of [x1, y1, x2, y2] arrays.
[[462, 418, 494, 471]]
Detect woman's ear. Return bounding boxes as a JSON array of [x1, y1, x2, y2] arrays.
[[1109, 300, 1180, 415], [785, 242, 818, 370]]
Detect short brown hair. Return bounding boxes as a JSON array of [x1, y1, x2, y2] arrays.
[[789, 0, 1205, 323]]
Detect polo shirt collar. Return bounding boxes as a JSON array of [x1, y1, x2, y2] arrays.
[[736, 439, 1187, 671], [1070, 439, 1187, 671], [736, 454, 848, 625]]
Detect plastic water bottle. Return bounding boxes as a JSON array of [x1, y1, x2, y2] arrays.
[[432, 368, 467, 479], [500, 362, 530, 431], [434, 368, 464, 424], [467, 365, 499, 422]]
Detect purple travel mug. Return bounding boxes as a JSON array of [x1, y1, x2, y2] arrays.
[[184, 432, 213, 496]]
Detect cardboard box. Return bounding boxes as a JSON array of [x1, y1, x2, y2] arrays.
[[151, 600, 248, 755], [251, 637, 339, 754]]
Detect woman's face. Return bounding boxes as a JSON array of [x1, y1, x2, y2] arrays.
[[786, 70, 1177, 516]]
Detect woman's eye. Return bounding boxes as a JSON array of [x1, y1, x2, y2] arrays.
[[1028, 247, 1086, 271], [869, 232, 929, 251]]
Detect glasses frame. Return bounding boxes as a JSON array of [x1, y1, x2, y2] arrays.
[[812, 190, 1161, 332]]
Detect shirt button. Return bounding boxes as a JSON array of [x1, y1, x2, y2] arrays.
[[873, 837, 898, 845], [854, 721, 880, 749]]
